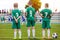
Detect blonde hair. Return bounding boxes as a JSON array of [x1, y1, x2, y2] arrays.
[[14, 3, 18, 8], [45, 3, 49, 7]]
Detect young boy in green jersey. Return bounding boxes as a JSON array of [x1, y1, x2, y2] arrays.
[[40, 3, 53, 39], [25, 1, 36, 39], [12, 3, 21, 39]]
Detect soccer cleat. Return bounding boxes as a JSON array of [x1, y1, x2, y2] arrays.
[[28, 37, 30, 40], [42, 37, 46, 39], [42, 37, 47, 40], [33, 37, 36, 40], [48, 37, 52, 40]]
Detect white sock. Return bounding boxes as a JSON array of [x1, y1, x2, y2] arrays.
[[47, 29, 50, 37], [42, 30, 45, 37], [27, 30, 30, 37], [18, 31, 21, 38], [14, 31, 17, 38], [32, 29, 35, 38]]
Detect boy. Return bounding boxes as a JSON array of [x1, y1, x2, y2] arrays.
[[40, 3, 53, 39], [25, 1, 36, 39], [12, 3, 21, 39]]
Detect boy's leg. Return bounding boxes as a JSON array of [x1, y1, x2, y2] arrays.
[[18, 29, 21, 39], [12, 22, 17, 39], [32, 27, 35, 38], [31, 20, 35, 38], [27, 27, 30, 38], [47, 29, 51, 39], [47, 21, 51, 39], [17, 22, 21, 39], [42, 21, 46, 38], [14, 29, 17, 39], [42, 29, 45, 38], [27, 20, 31, 38]]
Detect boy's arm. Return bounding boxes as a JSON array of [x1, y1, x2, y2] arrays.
[[34, 12, 37, 22], [17, 10, 22, 20], [14, 16, 18, 23], [38, 11, 44, 18], [25, 8, 28, 17], [50, 13, 53, 16], [17, 16, 21, 20], [12, 10, 18, 23], [40, 13, 44, 18], [25, 12, 27, 17], [17, 10, 25, 20]]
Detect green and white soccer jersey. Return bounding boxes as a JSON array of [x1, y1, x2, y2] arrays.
[[40, 9, 52, 29], [12, 9, 21, 29], [26, 6, 36, 27]]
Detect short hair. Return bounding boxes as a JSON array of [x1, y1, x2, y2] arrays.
[[28, 1, 32, 5], [45, 3, 49, 7], [25, 5, 29, 9], [14, 3, 18, 8]]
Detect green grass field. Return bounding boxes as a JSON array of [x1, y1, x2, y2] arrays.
[[0, 23, 60, 40]]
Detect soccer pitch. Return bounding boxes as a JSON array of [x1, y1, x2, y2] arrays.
[[0, 23, 60, 40]]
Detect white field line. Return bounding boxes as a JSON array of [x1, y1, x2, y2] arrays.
[[0, 37, 60, 39], [0, 29, 12, 30], [0, 28, 57, 30], [0, 37, 41, 39]]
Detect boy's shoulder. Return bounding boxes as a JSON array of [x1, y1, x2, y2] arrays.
[[42, 9, 52, 11]]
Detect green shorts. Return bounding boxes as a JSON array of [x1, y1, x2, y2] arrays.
[[27, 19, 35, 27], [12, 21, 20, 29], [42, 21, 51, 29]]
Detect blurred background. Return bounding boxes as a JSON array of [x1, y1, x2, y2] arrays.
[[0, 0, 60, 24]]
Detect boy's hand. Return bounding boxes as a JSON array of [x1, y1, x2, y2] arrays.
[[17, 16, 21, 21], [41, 16, 44, 18], [47, 15, 51, 19], [14, 16, 18, 23], [15, 19, 18, 23], [39, 13, 44, 18]]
